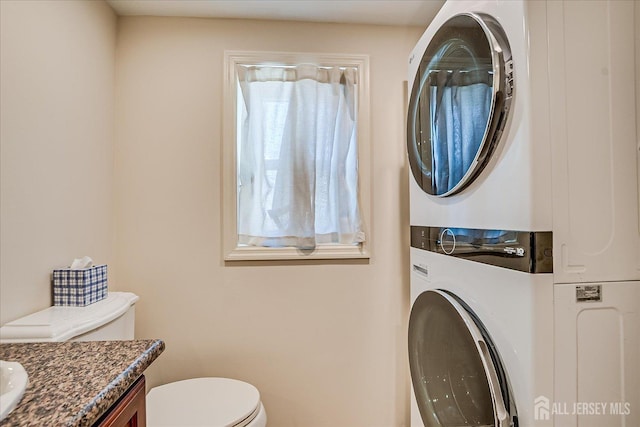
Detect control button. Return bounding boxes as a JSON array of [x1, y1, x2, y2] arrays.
[[440, 228, 456, 255]]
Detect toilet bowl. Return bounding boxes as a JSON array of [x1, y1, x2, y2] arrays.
[[146, 377, 267, 427], [0, 292, 267, 427]]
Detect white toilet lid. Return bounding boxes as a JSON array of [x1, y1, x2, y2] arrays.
[[146, 377, 261, 427], [0, 292, 139, 342]]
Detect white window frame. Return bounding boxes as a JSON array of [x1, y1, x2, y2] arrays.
[[222, 51, 371, 261]]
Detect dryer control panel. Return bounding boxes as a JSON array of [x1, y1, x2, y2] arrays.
[[410, 226, 553, 273]]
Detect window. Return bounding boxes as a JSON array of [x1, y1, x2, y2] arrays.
[[223, 51, 370, 261]]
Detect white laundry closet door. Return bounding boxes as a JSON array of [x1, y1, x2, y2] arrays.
[[548, 0, 640, 284], [554, 281, 640, 427]]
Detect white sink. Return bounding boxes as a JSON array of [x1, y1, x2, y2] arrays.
[[0, 360, 28, 421]]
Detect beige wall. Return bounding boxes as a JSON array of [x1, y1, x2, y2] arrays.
[[637, 0, 640, 223], [0, 0, 117, 324], [115, 17, 421, 427], [0, 5, 422, 425]]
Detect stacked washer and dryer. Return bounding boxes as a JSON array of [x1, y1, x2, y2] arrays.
[[407, 1, 639, 427]]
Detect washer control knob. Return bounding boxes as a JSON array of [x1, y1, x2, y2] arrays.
[[439, 228, 456, 255]]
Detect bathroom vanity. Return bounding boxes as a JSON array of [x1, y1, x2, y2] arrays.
[[0, 339, 164, 426]]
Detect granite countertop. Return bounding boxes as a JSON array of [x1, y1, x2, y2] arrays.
[[0, 339, 164, 427]]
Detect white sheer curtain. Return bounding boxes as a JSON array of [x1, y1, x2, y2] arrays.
[[236, 64, 365, 249]]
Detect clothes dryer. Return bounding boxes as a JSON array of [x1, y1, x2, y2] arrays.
[[407, 0, 639, 284]]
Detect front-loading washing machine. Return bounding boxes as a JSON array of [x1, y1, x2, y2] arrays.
[[407, 0, 640, 426], [409, 244, 639, 427], [409, 246, 553, 427]]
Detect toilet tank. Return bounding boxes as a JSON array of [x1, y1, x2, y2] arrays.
[[0, 292, 139, 343]]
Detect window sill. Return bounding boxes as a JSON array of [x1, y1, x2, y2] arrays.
[[224, 244, 370, 261]]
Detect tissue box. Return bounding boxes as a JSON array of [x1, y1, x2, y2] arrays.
[[53, 264, 108, 306]]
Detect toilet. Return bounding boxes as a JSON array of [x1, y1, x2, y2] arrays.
[[146, 377, 267, 427], [0, 292, 267, 427]]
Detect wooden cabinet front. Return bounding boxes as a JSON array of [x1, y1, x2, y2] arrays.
[[95, 375, 146, 427]]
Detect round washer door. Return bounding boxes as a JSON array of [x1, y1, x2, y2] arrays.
[[407, 13, 513, 197], [408, 289, 516, 427]]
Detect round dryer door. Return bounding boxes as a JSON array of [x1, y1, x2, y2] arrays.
[[407, 13, 513, 197], [408, 289, 516, 427]]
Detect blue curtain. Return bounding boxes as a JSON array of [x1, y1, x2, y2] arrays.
[[430, 82, 492, 194]]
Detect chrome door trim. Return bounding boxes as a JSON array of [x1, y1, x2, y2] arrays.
[[407, 12, 514, 197], [409, 289, 516, 426], [438, 290, 510, 426]]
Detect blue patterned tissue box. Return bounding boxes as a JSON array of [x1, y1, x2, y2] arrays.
[[53, 265, 108, 306]]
